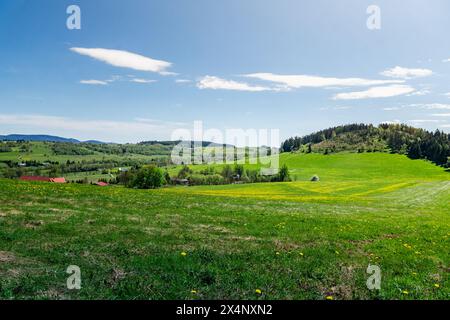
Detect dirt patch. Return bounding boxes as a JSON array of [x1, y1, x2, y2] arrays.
[[0, 251, 16, 263], [194, 224, 232, 234], [108, 268, 128, 287], [273, 239, 301, 251], [24, 220, 44, 229], [381, 233, 400, 239]]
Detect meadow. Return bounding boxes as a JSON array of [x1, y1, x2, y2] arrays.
[[0, 152, 448, 299]]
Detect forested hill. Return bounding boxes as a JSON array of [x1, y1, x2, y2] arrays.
[[281, 123, 450, 167]]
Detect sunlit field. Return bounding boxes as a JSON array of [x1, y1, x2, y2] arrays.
[[0, 152, 448, 299]]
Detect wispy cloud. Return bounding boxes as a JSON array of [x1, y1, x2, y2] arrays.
[[70, 47, 173, 74], [197, 75, 275, 92], [442, 58, 450, 63], [333, 85, 415, 100], [175, 79, 192, 84], [129, 78, 156, 84], [243, 73, 403, 89], [409, 103, 450, 110], [380, 66, 433, 79], [408, 119, 444, 123], [408, 89, 431, 96], [0, 114, 188, 143], [80, 79, 108, 85], [431, 113, 450, 117]]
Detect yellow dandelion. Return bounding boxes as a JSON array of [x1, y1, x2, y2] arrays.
[[402, 290, 409, 295], [326, 296, 333, 300], [434, 284, 440, 288], [412, 272, 417, 276], [181, 252, 187, 256], [191, 290, 197, 294], [255, 289, 262, 294]]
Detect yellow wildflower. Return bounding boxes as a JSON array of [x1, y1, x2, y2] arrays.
[[326, 296, 333, 300], [255, 289, 262, 294]]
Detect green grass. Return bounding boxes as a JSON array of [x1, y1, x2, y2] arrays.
[[0, 152, 448, 300]]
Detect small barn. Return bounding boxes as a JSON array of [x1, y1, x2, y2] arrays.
[[173, 178, 189, 186]]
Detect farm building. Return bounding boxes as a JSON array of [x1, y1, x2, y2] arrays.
[[96, 181, 109, 187], [20, 176, 66, 183], [172, 178, 189, 186]]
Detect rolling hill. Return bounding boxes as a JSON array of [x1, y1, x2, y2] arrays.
[[0, 152, 448, 299]]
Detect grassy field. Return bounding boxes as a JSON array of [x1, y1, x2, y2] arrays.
[[0, 141, 164, 163], [0, 152, 448, 300]]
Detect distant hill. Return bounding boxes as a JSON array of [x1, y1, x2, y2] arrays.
[[281, 123, 450, 167], [0, 134, 107, 144], [0, 134, 80, 143]]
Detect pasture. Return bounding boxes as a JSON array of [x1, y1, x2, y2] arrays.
[[0, 153, 448, 299]]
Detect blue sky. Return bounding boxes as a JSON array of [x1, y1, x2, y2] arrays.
[[1, 0, 450, 143]]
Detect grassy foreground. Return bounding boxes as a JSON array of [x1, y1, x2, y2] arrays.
[[0, 153, 448, 299]]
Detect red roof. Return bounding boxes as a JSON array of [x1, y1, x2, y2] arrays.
[[20, 176, 51, 182], [20, 176, 66, 183], [96, 181, 109, 187]]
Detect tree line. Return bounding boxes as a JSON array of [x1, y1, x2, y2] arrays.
[[281, 123, 450, 167]]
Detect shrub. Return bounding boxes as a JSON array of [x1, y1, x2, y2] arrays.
[[278, 164, 291, 182], [129, 166, 165, 189]]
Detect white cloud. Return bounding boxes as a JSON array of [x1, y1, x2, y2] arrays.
[[380, 66, 433, 79], [159, 71, 179, 76], [333, 85, 415, 100], [442, 58, 450, 63], [197, 75, 274, 92], [80, 79, 108, 85], [0, 114, 188, 143], [70, 47, 172, 74], [410, 103, 450, 110], [408, 119, 444, 123], [431, 113, 450, 117], [383, 107, 401, 111], [129, 78, 156, 84], [243, 73, 403, 89], [408, 89, 431, 96], [175, 79, 192, 83]]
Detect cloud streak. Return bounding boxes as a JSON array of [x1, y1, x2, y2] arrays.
[[80, 79, 108, 85], [333, 85, 415, 100], [70, 47, 173, 74], [197, 75, 275, 92], [380, 66, 433, 79], [243, 73, 403, 89]]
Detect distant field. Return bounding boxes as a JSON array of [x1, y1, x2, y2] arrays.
[[0, 153, 448, 299]]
